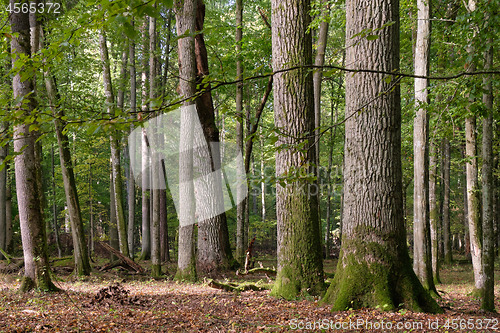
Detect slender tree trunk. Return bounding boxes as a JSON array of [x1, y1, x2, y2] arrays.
[[99, 29, 129, 258], [41, 27, 90, 275], [412, 0, 436, 294], [160, 187, 169, 262], [235, 0, 247, 263], [174, 0, 198, 281], [51, 146, 62, 258], [466, 117, 483, 292], [128, 23, 137, 258], [270, 0, 324, 299], [194, 0, 236, 273], [480, 41, 494, 312], [322, 0, 440, 312], [313, 0, 329, 247], [89, 162, 94, 256], [5, 185, 12, 254], [0, 122, 7, 258], [109, 174, 119, 260], [442, 138, 452, 264], [465, 0, 484, 295], [10, 3, 58, 291], [429, 142, 441, 284], [149, 12, 162, 277], [140, 20, 151, 261]]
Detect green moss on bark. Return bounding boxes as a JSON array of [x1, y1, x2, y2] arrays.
[[321, 238, 442, 313], [175, 264, 197, 283]]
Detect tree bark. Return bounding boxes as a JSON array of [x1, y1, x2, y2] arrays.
[[480, 41, 494, 312], [0, 122, 7, 259], [235, 0, 247, 264], [149, 12, 162, 277], [140, 20, 151, 261], [41, 26, 90, 275], [194, 0, 236, 274], [128, 22, 137, 258], [412, 0, 436, 294], [10, 3, 58, 291], [313, 0, 330, 249], [429, 142, 440, 284], [99, 29, 129, 258], [174, 0, 198, 281], [442, 138, 452, 264], [322, 0, 440, 312], [269, 0, 324, 299]]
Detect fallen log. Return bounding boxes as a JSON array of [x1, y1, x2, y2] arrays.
[[207, 279, 266, 292], [97, 242, 145, 273]]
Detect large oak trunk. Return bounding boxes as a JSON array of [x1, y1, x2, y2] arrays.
[[321, 0, 440, 312], [269, 0, 325, 299]]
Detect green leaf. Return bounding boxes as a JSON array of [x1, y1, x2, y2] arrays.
[[366, 35, 379, 40]]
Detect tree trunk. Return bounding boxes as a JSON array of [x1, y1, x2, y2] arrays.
[[10, 3, 58, 291], [412, 0, 436, 294], [465, 0, 484, 295], [41, 27, 90, 275], [269, 0, 324, 299], [194, 0, 236, 274], [429, 142, 441, 284], [174, 0, 198, 281], [160, 187, 170, 262], [480, 41, 494, 312], [140, 20, 151, 261], [109, 174, 119, 261], [127, 23, 137, 258], [235, 0, 247, 264], [322, 0, 440, 312], [149, 12, 162, 277], [442, 138, 452, 264], [0, 122, 7, 259], [313, 0, 329, 248], [5, 185, 12, 254], [98, 29, 129, 258]]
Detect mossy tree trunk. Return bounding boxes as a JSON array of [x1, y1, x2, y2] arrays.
[[269, 0, 325, 299], [10, 3, 58, 292], [321, 0, 441, 313], [174, 0, 198, 282]]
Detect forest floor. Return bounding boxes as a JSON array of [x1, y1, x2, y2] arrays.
[[0, 256, 500, 332]]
